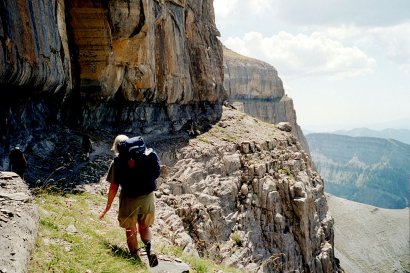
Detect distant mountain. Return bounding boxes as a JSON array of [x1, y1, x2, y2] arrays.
[[333, 128, 410, 145], [301, 129, 315, 135], [327, 194, 410, 273], [306, 133, 410, 208], [365, 118, 410, 130]]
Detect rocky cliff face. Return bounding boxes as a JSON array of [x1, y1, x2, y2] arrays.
[[0, 0, 71, 94], [68, 0, 225, 133], [0, 0, 225, 183], [0, 0, 223, 143], [223, 47, 309, 153], [154, 107, 340, 272]]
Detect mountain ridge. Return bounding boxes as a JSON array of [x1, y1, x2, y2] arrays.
[[306, 133, 410, 208], [332, 127, 410, 145]]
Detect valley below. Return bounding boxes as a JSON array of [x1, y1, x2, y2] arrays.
[[306, 133, 410, 209], [327, 194, 410, 273]]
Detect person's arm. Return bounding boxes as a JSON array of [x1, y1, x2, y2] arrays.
[[99, 182, 119, 220]]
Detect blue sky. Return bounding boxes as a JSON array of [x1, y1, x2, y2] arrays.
[[213, 0, 410, 131]]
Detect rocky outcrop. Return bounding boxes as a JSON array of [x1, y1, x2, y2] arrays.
[[223, 47, 309, 153], [0, 107, 342, 273], [154, 107, 341, 272], [0, 172, 38, 273]]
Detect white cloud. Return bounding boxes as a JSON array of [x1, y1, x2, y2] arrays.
[[224, 31, 376, 79], [213, 0, 238, 21], [213, 0, 273, 28], [272, 0, 410, 27], [323, 23, 410, 74], [371, 24, 410, 74], [247, 0, 273, 14]]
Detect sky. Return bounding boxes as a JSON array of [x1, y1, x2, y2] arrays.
[[213, 0, 410, 132]]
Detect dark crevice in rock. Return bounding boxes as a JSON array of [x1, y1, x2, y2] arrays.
[[129, 0, 145, 38]]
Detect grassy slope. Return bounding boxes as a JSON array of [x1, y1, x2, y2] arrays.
[[28, 192, 148, 273], [28, 191, 241, 273]]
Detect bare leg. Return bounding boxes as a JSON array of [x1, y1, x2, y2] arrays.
[[125, 226, 138, 256], [138, 225, 152, 243], [139, 225, 158, 267]]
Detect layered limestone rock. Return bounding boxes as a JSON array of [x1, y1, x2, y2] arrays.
[[223, 47, 284, 100], [67, 0, 224, 131], [223, 47, 309, 153], [0, 172, 38, 273], [154, 107, 340, 272], [0, 0, 71, 94], [0, 0, 224, 176], [69, 0, 223, 104], [0, 0, 223, 137]]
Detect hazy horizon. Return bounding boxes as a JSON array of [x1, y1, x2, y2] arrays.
[[302, 118, 410, 132], [213, 0, 410, 132]]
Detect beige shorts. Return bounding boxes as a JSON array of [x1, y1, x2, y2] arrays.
[[118, 191, 155, 228]]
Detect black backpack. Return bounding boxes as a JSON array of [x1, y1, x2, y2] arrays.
[[114, 137, 160, 197]]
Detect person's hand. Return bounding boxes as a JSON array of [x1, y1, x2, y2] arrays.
[[99, 207, 110, 220]]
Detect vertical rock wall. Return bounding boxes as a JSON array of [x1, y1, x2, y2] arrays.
[[0, 0, 224, 171], [67, 0, 224, 103], [66, 0, 225, 132], [223, 47, 309, 153], [0, 0, 71, 94]]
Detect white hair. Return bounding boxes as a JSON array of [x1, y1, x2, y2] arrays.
[[111, 134, 129, 155]]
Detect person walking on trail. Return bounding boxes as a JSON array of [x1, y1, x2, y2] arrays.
[[81, 133, 93, 161], [9, 146, 27, 179], [99, 134, 160, 267]]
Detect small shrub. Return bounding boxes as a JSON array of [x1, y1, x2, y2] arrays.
[[231, 232, 243, 247], [40, 219, 59, 231]]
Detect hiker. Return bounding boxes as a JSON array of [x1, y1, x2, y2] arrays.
[[82, 134, 92, 161], [99, 135, 160, 267], [9, 146, 27, 179]]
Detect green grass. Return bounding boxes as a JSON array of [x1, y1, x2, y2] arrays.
[[197, 135, 211, 144], [29, 192, 243, 273], [279, 167, 294, 178], [197, 124, 239, 144], [160, 246, 242, 273], [29, 192, 148, 273]]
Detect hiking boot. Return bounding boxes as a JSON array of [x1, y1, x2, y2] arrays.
[[130, 248, 140, 258], [145, 241, 158, 267]]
